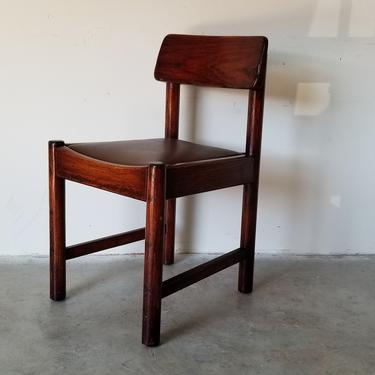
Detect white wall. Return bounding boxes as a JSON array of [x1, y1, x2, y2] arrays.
[[1, 0, 374, 255]]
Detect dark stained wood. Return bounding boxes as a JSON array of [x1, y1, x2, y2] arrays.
[[142, 163, 166, 346], [238, 86, 266, 293], [155, 34, 268, 89], [162, 248, 246, 298], [237, 183, 255, 293], [165, 82, 180, 139], [48, 34, 268, 346], [66, 228, 145, 260], [166, 155, 253, 199], [246, 81, 266, 159], [56, 146, 148, 201], [164, 200, 176, 265], [164, 82, 180, 265], [49, 141, 66, 301]]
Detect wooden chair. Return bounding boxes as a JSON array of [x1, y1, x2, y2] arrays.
[[49, 34, 268, 346]]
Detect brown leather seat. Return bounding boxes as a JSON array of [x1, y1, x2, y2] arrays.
[[68, 138, 242, 166]]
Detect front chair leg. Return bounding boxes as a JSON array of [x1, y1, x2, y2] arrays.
[[142, 163, 166, 346], [49, 141, 66, 301]]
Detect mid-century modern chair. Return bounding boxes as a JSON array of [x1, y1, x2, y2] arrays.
[[49, 34, 268, 346]]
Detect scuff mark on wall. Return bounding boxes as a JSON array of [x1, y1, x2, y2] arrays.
[[330, 195, 342, 208]]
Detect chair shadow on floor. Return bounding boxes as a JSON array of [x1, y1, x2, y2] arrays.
[[161, 255, 297, 343], [66, 256, 143, 299], [62, 253, 297, 343]]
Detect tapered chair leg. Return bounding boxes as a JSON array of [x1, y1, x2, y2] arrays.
[[49, 141, 66, 301], [163, 199, 176, 265], [142, 163, 166, 346], [238, 183, 258, 293]]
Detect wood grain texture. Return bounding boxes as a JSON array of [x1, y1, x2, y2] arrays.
[[238, 86, 266, 293], [142, 163, 166, 346], [56, 146, 148, 201], [165, 82, 180, 139], [164, 82, 180, 265], [166, 155, 253, 199], [49, 141, 66, 301], [48, 34, 268, 346], [66, 228, 145, 260], [162, 248, 246, 298], [164, 200, 176, 265], [155, 34, 268, 89]]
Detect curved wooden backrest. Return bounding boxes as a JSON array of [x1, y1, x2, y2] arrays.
[[154, 34, 268, 89]]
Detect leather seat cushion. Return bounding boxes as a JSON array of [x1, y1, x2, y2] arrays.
[[68, 138, 242, 166]]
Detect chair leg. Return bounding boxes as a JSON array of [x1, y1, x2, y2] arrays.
[[163, 199, 176, 265], [49, 141, 66, 301], [238, 183, 258, 293], [142, 163, 166, 346]]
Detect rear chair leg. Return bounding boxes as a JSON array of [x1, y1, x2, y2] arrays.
[[49, 141, 66, 301], [238, 183, 258, 293], [163, 199, 176, 265], [142, 163, 166, 346]]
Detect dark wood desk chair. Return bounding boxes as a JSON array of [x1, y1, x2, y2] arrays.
[[49, 34, 268, 346]]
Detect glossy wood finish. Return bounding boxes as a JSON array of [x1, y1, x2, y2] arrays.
[[56, 146, 148, 201], [238, 85, 266, 293], [155, 34, 268, 89], [66, 228, 145, 260], [164, 200, 176, 265], [162, 248, 246, 298], [166, 155, 253, 199], [164, 82, 180, 265], [142, 163, 166, 346], [165, 82, 180, 139], [49, 141, 66, 301], [48, 34, 268, 347]]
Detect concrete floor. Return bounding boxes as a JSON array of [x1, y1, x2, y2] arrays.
[[0, 255, 374, 375]]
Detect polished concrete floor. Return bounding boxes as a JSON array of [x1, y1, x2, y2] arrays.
[[0, 254, 374, 375]]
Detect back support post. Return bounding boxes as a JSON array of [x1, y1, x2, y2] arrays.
[[238, 79, 266, 293], [164, 82, 180, 265]]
